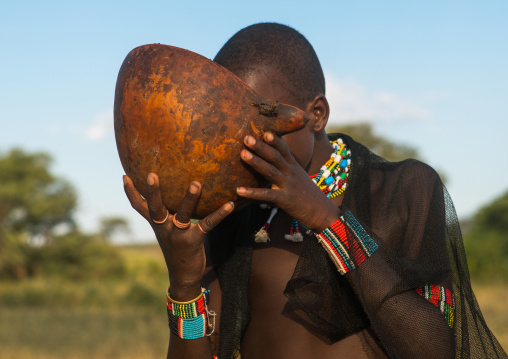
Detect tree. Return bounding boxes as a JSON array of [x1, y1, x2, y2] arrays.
[[99, 216, 131, 242], [472, 190, 508, 234], [0, 148, 77, 240], [326, 123, 419, 162], [463, 189, 508, 282], [0, 148, 126, 280]]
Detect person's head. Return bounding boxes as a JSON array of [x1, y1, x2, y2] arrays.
[[214, 23, 331, 173]]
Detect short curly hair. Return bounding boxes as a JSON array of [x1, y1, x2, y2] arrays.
[[214, 23, 325, 108]]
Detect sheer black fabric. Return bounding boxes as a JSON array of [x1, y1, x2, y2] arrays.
[[208, 133, 507, 359]]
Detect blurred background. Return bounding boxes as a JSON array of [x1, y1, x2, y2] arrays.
[[1, 1, 507, 357]]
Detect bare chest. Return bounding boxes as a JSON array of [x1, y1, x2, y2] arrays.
[[240, 213, 371, 359]]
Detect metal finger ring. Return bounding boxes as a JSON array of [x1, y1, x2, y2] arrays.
[[172, 214, 191, 229], [152, 210, 169, 224], [197, 222, 207, 234]]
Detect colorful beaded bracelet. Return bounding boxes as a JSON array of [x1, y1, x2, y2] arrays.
[[166, 286, 215, 339], [315, 210, 378, 275], [415, 284, 455, 328]]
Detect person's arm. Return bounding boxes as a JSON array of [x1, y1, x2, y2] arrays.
[[337, 162, 454, 358], [123, 174, 233, 359], [343, 248, 454, 358], [237, 133, 454, 358]]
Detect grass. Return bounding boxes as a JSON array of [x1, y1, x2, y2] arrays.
[[0, 307, 168, 359], [1, 244, 507, 358], [472, 282, 508, 350], [0, 243, 170, 359]]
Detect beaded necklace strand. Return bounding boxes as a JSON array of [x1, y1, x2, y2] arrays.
[[255, 138, 352, 243]]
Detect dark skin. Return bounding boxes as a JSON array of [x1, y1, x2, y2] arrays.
[[124, 68, 454, 358]]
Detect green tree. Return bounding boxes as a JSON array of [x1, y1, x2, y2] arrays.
[[99, 216, 131, 242], [0, 148, 125, 280], [326, 123, 418, 162], [0, 148, 77, 240], [464, 189, 508, 282], [42, 230, 126, 280], [473, 191, 508, 234]]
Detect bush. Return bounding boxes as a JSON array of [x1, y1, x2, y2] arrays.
[[463, 190, 508, 282], [0, 230, 126, 280]]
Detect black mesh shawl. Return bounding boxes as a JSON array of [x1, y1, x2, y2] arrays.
[[208, 133, 507, 359]]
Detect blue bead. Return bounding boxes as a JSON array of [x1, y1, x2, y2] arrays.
[[324, 176, 334, 185], [340, 159, 348, 168]]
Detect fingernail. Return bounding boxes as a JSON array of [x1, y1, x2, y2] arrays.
[[265, 132, 274, 141], [189, 182, 199, 194], [237, 187, 246, 195], [245, 135, 255, 145], [147, 173, 155, 186], [226, 201, 235, 211], [242, 150, 252, 160]]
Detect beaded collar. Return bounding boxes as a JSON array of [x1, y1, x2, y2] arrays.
[[255, 138, 352, 243]]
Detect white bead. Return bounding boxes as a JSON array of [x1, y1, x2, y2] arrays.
[[322, 169, 331, 178]]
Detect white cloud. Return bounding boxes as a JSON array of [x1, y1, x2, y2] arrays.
[[325, 74, 429, 124], [85, 110, 113, 141]]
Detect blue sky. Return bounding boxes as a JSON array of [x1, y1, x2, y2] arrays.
[[1, 1, 507, 241]]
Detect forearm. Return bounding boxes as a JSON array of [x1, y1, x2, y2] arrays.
[[345, 254, 454, 359], [123, 175, 232, 359], [316, 212, 454, 358], [168, 333, 213, 359]]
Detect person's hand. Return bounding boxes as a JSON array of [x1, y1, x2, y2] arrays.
[[236, 132, 340, 232], [123, 173, 234, 300]]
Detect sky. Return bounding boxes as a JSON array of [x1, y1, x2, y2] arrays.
[[1, 1, 507, 242]]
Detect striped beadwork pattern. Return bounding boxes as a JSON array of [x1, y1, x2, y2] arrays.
[[315, 210, 378, 275], [167, 292, 208, 319], [167, 289, 210, 339], [167, 312, 209, 339], [415, 284, 455, 328]]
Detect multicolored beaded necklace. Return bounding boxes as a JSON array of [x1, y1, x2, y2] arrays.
[[255, 138, 352, 243]]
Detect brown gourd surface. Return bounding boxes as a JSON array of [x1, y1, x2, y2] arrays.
[[114, 44, 309, 218]]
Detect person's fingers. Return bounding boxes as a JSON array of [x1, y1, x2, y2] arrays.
[[263, 132, 295, 164], [241, 135, 288, 186], [145, 173, 169, 224], [123, 175, 150, 221], [241, 148, 284, 185], [199, 201, 235, 233], [173, 181, 202, 227], [236, 186, 280, 204], [243, 135, 290, 173]]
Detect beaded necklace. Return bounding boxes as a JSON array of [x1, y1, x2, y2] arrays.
[[255, 138, 352, 243]]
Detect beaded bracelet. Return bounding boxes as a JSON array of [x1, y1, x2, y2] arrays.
[[166, 285, 215, 339], [315, 210, 378, 275], [415, 284, 455, 328]]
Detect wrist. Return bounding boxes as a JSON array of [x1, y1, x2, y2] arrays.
[[315, 210, 378, 275], [312, 205, 342, 233], [168, 279, 203, 302], [166, 286, 215, 340]]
